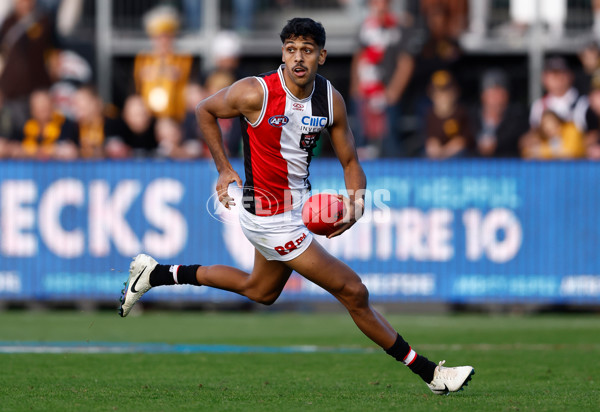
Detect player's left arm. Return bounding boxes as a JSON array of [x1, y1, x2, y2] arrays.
[[327, 87, 366, 239]]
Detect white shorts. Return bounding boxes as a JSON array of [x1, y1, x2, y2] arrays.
[[238, 205, 313, 261]]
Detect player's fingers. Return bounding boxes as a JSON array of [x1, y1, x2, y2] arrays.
[[327, 228, 344, 239], [220, 195, 235, 209], [328, 221, 352, 238], [216, 186, 235, 210]]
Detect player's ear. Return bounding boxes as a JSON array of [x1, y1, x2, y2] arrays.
[[318, 48, 327, 65]]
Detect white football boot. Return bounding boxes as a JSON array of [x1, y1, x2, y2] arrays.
[[119, 254, 158, 317], [427, 360, 475, 395]]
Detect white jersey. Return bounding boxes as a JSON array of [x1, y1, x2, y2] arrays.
[[241, 65, 334, 216]]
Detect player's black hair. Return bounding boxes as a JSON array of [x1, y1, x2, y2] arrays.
[[279, 18, 326, 49]]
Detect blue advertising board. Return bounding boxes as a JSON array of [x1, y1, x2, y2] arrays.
[[0, 160, 599, 304]]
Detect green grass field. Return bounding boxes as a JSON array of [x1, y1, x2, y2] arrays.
[[1, 311, 599, 411]]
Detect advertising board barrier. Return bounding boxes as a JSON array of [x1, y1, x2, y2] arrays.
[[1, 160, 598, 304]]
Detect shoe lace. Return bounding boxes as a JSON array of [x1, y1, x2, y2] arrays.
[[437, 360, 446, 370]]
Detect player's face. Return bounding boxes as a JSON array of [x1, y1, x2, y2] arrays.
[[281, 36, 327, 92]]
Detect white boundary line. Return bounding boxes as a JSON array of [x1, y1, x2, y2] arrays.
[[0, 342, 598, 354]]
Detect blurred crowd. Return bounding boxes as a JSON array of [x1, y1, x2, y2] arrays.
[[0, 0, 241, 161], [351, 0, 600, 160], [1, 0, 600, 161]]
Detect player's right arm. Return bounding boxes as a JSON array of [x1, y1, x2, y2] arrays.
[[195, 77, 263, 208]]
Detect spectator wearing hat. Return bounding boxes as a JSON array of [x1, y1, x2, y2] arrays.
[[424, 70, 474, 159], [133, 5, 193, 122], [528, 56, 588, 133], [212, 31, 242, 75], [47, 49, 93, 121], [469, 68, 527, 158]]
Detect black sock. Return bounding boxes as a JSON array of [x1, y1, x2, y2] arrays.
[[176, 265, 201, 285], [149, 264, 174, 286], [385, 333, 410, 361], [149, 264, 201, 287], [385, 333, 437, 383], [408, 355, 437, 384]]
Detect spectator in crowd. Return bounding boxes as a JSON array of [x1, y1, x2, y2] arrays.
[[582, 72, 600, 159], [10, 89, 67, 160], [575, 41, 600, 96], [415, 3, 462, 79], [155, 117, 202, 159], [420, 0, 468, 39], [528, 56, 588, 133], [0, 93, 13, 158], [47, 49, 93, 120], [58, 85, 126, 160], [208, 30, 245, 81], [349, 0, 417, 158], [134, 5, 192, 121], [424, 70, 474, 159], [119, 94, 158, 157], [470, 68, 527, 157], [520, 109, 585, 159], [0, 0, 54, 130], [408, 2, 462, 133]]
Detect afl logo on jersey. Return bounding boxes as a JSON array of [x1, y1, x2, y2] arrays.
[[268, 115, 289, 127]]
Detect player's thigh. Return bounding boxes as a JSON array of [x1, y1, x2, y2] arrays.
[[247, 248, 293, 294], [285, 240, 360, 294]]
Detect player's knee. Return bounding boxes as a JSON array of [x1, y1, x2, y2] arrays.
[[246, 290, 279, 306], [255, 295, 278, 306], [342, 281, 370, 310]]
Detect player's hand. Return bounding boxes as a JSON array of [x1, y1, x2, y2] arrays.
[[216, 168, 243, 209], [327, 195, 364, 239]]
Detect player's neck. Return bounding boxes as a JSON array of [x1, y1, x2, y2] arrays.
[[282, 70, 314, 100]]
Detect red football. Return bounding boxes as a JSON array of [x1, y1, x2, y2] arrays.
[[302, 193, 345, 236]]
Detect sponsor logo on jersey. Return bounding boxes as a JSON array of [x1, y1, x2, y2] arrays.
[[301, 116, 328, 127], [292, 103, 305, 110], [268, 115, 289, 127]]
